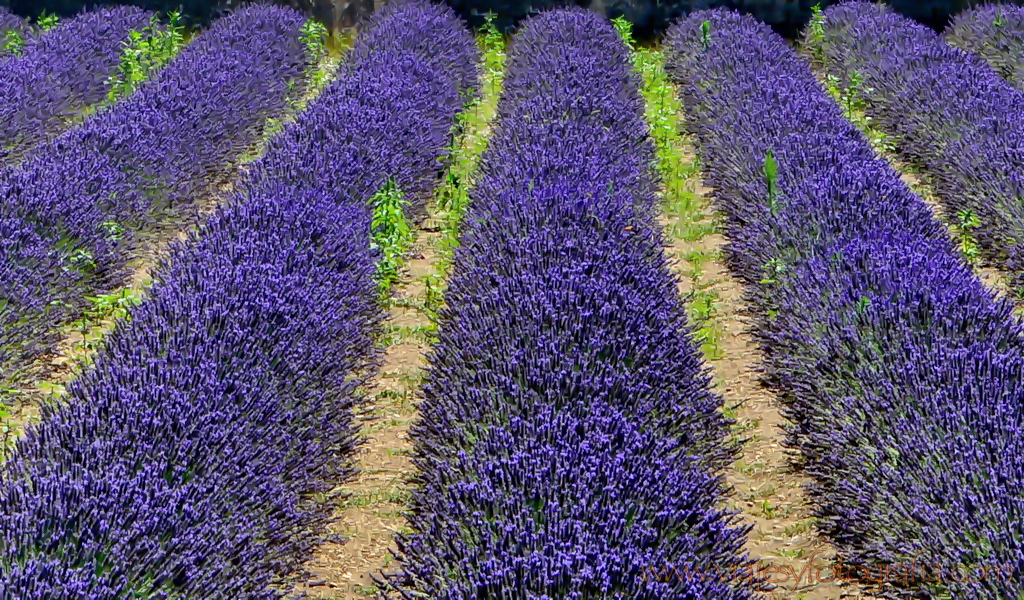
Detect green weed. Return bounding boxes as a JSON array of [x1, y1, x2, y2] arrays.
[[105, 12, 185, 104], [3, 29, 24, 55], [37, 12, 59, 31], [429, 16, 506, 300], [616, 19, 726, 361], [370, 179, 415, 304], [807, 3, 826, 63], [763, 148, 780, 215], [954, 208, 982, 265]]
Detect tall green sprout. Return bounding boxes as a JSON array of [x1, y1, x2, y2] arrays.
[[105, 12, 185, 104], [371, 179, 415, 302]]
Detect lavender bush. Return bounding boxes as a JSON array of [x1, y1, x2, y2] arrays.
[[944, 4, 1024, 89], [0, 6, 153, 166], [0, 1, 476, 597], [809, 2, 1024, 296], [383, 9, 752, 599], [667, 9, 1024, 598], [0, 4, 310, 384]]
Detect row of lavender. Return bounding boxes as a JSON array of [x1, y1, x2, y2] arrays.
[[667, 9, 1024, 599], [808, 2, 1024, 294], [0, 6, 152, 167], [0, 5, 309, 385], [0, 1, 477, 597], [384, 9, 750, 599], [945, 4, 1024, 89]]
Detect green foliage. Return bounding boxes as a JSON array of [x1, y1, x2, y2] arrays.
[[763, 148, 780, 215], [481, 12, 503, 57], [65, 287, 145, 362], [807, 3, 826, 62], [300, 18, 328, 63], [701, 20, 711, 51], [954, 208, 982, 264], [299, 19, 330, 95], [371, 179, 415, 302], [995, 7, 1005, 28], [37, 12, 59, 31], [106, 12, 185, 104], [612, 16, 635, 49], [422, 274, 444, 323], [101, 220, 124, 241], [0, 404, 16, 461], [3, 29, 25, 55], [618, 31, 725, 361], [73, 288, 143, 338], [432, 19, 506, 282], [479, 12, 506, 97], [823, 71, 893, 152], [68, 248, 97, 273], [760, 257, 787, 285]]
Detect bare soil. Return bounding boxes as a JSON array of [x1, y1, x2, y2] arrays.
[[298, 224, 438, 599]]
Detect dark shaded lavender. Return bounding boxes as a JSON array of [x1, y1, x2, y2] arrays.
[[944, 4, 1024, 89], [813, 2, 1024, 296], [667, 9, 1024, 599], [0, 5, 309, 384], [384, 9, 752, 599], [0, 6, 153, 166], [0, 1, 476, 598]]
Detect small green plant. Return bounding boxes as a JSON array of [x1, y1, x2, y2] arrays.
[[855, 295, 871, 315], [370, 179, 414, 302], [954, 208, 982, 264], [481, 12, 503, 55], [422, 274, 444, 324], [432, 21, 506, 283], [101, 220, 124, 241], [106, 12, 185, 103], [72, 288, 144, 347], [807, 4, 826, 61], [298, 19, 330, 96], [846, 70, 865, 118], [761, 257, 787, 285], [3, 29, 25, 55], [85, 289, 142, 324], [37, 12, 59, 31], [701, 20, 711, 51], [763, 148, 780, 215], [995, 8, 1006, 28], [68, 248, 97, 273], [612, 16, 635, 49], [300, 18, 328, 63]]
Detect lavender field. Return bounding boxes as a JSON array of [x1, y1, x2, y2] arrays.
[[0, 1, 1021, 599]]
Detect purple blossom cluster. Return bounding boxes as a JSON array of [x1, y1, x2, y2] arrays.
[[813, 2, 1024, 295], [383, 8, 751, 599], [0, 6, 153, 166], [944, 4, 1024, 89], [0, 5, 310, 383], [0, 1, 476, 597], [666, 9, 1024, 599]]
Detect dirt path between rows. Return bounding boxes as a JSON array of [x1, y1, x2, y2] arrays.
[[299, 219, 438, 598]]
